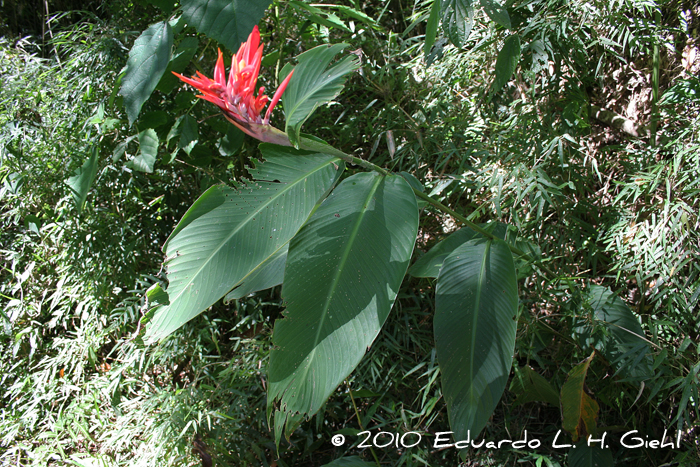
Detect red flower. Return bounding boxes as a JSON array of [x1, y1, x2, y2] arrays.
[[173, 26, 294, 145]]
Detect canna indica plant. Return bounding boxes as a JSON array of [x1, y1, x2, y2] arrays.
[[124, 2, 651, 455]]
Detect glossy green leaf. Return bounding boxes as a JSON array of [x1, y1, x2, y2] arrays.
[[409, 224, 507, 278], [180, 0, 271, 53], [574, 285, 652, 381], [568, 441, 614, 467], [145, 145, 344, 343], [480, 0, 510, 29], [488, 34, 520, 100], [442, 0, 474, 48], [281, 44, 359, 148], [268, 172, 418, 439], [128, 129, 158, 173], [434, 238, 518, 440], [224, 244, 287, 302], [156, 37, 200, 93], [561, 352, 599, 441], [120, 21, 173, 125], [65, 146, 99, 213], [424, 0, 441, 57]]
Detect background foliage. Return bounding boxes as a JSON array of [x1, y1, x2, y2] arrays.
[[1, 0, 699, 465]]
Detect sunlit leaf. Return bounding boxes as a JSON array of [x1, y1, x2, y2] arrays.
[[281, 44, 359, 148], [120, 21, 173, 125], [180, 0, 271, 53], [434, 238, 518, 440], [268, 172, 418, 440], [145, 145, 344, 342]]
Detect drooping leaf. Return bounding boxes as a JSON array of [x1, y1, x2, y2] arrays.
[[65, 145, 99, 213], [120, 21, 173, 125], [560, 352, 599, 442], [568, 441, 614, 467], [321, 456, 378, 467], [145, 146, 344, 343], [281, 44, 359, 148], [510, 365, 560, 407], [127, 129, 159, 173], [224, 244, 288, 302], [488, 34, 520, 100], [574, 285, 652, 382], [180, 0, 271, 53], [434, 238, 518, 441], [424, 0, 441, 58], [480, 0, 510, 29], [442, 0, 474, 49], [409, 223, 507, 278], [268, 172, 419, 440]]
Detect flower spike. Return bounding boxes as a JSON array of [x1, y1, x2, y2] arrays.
[[173, 25, 293, 145]]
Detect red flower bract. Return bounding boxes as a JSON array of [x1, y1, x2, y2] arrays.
[[173, 26, 294, 144]]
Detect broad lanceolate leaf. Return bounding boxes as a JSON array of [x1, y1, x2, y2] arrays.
[[120, 21, 173, 125], [442, 0, 474, 49], [281, 44, 359, 148], [560, 352, 599, 442], [268, 172, 419, 439], [574, 285, 652, 382], [480, 0, 511, 29], [434, 238, 518, 440], [145, 145, 344, 343], [409, 223, 507, 278], [488, 34, 521, 101], [65, 145, 99, 213], [180, 0, 271, 53], [568, 442, 614, 467], [127, 129, 158, 173]]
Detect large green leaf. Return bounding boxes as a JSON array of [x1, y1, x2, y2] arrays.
[[409, 223, 507, 278], [268, 172, 418, 438], [442, 0, 474, 49], [434, 238, 518, 440], [120, 21, 173, 125], [281, 44, 359, 148], [488, 34, 520, 101], [574, 285, 652, 381], [424, 0, 441, 57], [180, 0, 271, 53], [65, 146, 99, 213], [145, 145, 344, 343]]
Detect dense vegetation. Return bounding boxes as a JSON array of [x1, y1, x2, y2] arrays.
[[1, 0, 699, 465]]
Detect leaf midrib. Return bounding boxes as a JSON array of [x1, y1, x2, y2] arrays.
[[469, 240, 491, 403], [166, 157, 338, 315], [293, 174, 384, 402]]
